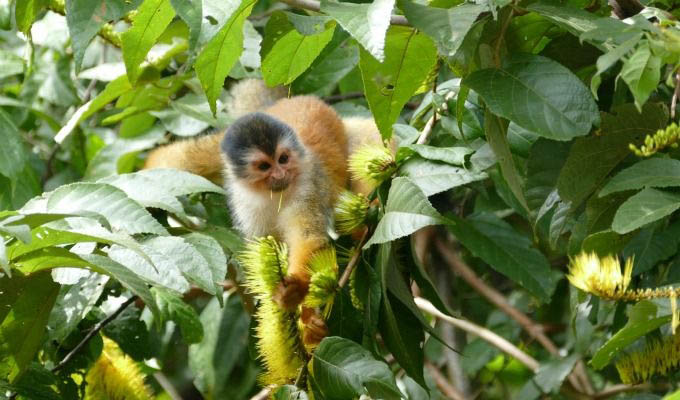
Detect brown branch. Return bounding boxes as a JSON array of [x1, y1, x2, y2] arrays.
[[425, 362, 466, 400], [434, 237, 594, 394], [593, 383, 655, 399], [672, 72, 680, 120], [51, 296, 138, 372], [337, 228, 369, 288], [278, 0, 410, 26]]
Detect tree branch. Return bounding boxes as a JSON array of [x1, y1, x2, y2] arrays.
[[425, 362, 466, 400], [415, 297, 540, 372], [434, 237, 594, 394], [51, 296, 138, 372], [278, 0, 410, 26], [337, 228, 369, 288]]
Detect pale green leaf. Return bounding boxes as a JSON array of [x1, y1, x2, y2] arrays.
[[620, 40, 662, 111], [399, 158, 487, 196], [0, 109, 27, 181], [0, 50, 24, 79], [152, 287, 204, 343], [612, 188, 680, 234]]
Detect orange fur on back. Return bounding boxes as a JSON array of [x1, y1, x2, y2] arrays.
[[265, 96, 349, 196], [143, 133, 224, 184]]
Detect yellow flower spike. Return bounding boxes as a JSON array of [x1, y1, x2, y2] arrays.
[[630, 123, 680, 157], [615, 333, 680, 384], [567, 252, 632, 299], [348, 144, 396, 186], [334, 190, 370, 235], [241, 236, 288, 298], [304, 247, 339, 311], [84, 337, 153, 400]]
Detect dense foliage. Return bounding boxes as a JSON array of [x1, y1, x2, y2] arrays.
[[3, 0, 680, 398]]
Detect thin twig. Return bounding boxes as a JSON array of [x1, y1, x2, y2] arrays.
[[250, 387, 272, 400], [337, 228, 369, 288], [51, 296, 138, 372], [153, 372, 184, 400], [434, 237, 593, 394], [593, 383, 656, 399], [416, 90, 455, 145], [415, 297, 540, 372], [425, 362, 466, 400], [672, 71, 680, 119], [278, 0, 410, 25]]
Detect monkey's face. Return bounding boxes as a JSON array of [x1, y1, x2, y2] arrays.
[[245, 144, 301, 193]]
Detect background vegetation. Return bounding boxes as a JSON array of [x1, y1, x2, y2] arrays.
[[2, 0, 680, 398]]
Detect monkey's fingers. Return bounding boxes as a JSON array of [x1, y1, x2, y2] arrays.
[[301, 308, 328, 347], [273, 276, 308, 311]]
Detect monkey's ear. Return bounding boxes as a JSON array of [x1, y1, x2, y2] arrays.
[[273, 276, 309, 311]]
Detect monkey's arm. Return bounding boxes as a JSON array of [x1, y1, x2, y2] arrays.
[[143, 132, 225, 184]]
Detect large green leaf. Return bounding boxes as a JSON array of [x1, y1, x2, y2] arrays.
[[195, 0, 256, 114], [14, 0, 47, 33], [591, 301, 670, 370], [188, 295, 255, 399], [121, 0, 176, 85], [45, 182, 167, 235], [532, 354, 580, 394], [292, 34, 359, 94], [620, 40, 661, 111], [0, 272, 59, 382], [0, 109, 27, 181], [397, 0, 486, 57], [557, 103, 668, 209], [359, 26, 437, 139], [313, 336, 402, 400], [446, 213, 556, 302], [65, 0, 141, 72], [399, 158, 487, 196], [590, 34, 641, 97], [169, 0, 202, 50], [623, 223, 680, 275], [463, 54, 599, 140], [364, 177, 441, 248], [152, 287, 204, 343], [321, 0, 394, 61], [261, 12, 335, 86], [600, 158, 680, 197], [612, 188, 680, 234], [182, 232, 227, 297]]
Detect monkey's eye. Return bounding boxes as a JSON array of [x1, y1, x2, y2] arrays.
[[278, 154, 289, 164], [258, 162, 271, 171]]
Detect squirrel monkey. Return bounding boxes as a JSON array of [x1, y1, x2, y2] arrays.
[[144, 80, 378, 314]]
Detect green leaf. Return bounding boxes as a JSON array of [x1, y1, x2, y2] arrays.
[[397, 1, 486, 57], [0, 271, 59, 382], [79, 253, 159, 316], [399, 144, 473, 165], [601, 158, 680, 197], [0, 50, 24, 79], [365, 177, 441, 248], [152, 287, 204, 343], [399, 158, 487, 196], [620, 41, 661, 111], [14, 0, 47, 33], [612, 188, 680, 234], [7, 226, 113, 261], [170, 0, 202, 50], [261, 12, 335, 86], [84, 128, 164, 180], [195, 0, 256, 115], [484, 111, 530, 217], [121, 0, 176, 85], [274, 385, 309, 400], [182, 232, 227, 297], [590, 34, 641, 98], [623, 223, 680, 275], [12, 247, 93, 275], [557, 103, 669, 209], [65, 0, 141, 72], [446, 213, 556, 302], [188, 295, 255, 399], [532, 354, 580, 394], [359, 26, 437, 139], [0, 109, 27, 181], [136, 168, 226, 195], [463, 54, 599, 141], [292, 35, 359, 94], [581, 230, 631, 256], [45, 182, 167, 235], [321, 0, 394, 61], [313, 336, 402, 400], [591, 301, 670, 370]]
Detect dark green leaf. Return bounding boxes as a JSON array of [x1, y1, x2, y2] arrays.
[[623, 223, 680, 275], [153, 287, 203, 343], [532, 354, 580, 394], [600, 158, 680, 197], [612, 188, 680, 234], [0, 109, 27, 181]]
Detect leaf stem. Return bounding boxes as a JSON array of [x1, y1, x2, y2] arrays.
[[337, 228, 369, 288]]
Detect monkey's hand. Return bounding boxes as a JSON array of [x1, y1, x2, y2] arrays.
[[301, 307, 328, 348], [273, 275, 309, 311]]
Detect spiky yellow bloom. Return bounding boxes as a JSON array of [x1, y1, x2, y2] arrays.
[[239, 237, 304, 385], [241, 236, 288, 298], [348, 144, 396, 186], [567, 252, 680, 301], [630, 123, 680, 157], [304, 247, 339, 310], [616, 333, 680, 384], [334, 190, 370, 235], [84, 337, 153, 400]]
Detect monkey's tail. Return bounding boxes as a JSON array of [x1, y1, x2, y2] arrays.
[[143, 132, 225, 184]]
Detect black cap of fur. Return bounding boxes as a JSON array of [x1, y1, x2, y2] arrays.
[[221, 112, 304, 178]]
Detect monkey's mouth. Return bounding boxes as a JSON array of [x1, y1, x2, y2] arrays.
[[270, 179, 289, 192]]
